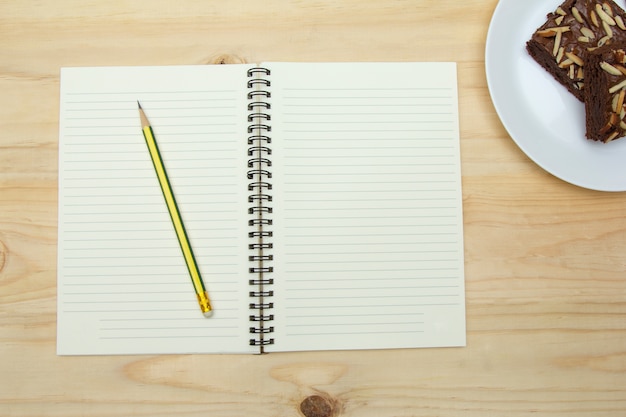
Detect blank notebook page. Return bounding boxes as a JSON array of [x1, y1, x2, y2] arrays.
[[57, 65, 254, 355], [57, 62, 465, 355], [268, 62, 466, 352]]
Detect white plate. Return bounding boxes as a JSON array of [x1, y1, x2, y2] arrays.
[[486, 0, 626, 192]]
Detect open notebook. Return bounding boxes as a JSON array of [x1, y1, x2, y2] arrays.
[[57, 62, 465, 355]]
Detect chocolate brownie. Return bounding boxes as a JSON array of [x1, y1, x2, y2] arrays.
[[527, 0, 626, 102], [584, 44, 626, 142]]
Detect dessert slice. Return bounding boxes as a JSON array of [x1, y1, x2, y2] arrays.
[[584, 44, 626, 142], [527, 0, 626, 102]]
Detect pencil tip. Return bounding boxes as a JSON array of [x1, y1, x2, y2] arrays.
[[137, 100, 142, 109]]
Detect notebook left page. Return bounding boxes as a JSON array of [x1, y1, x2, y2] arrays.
[[57, 65, 255, 355]]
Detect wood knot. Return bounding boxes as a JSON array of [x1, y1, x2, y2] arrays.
[[300, 395, 336, 417], [204, 54, 247, 65]]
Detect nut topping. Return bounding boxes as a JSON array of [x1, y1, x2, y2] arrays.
[[606, 131, 620, 142], [566, 51, 584, 66], [615, 90, 626, 110], [581, 27, 596, 39], [597, 4, 617, 26], [591, 9, 600, 27], [601, 61, 623, 75], [572, 6, 584, 23], [604, 21, 614, 38], [553, 31, 563, 56], [598, 35, 612, 47], [609, 78, 626, 93]]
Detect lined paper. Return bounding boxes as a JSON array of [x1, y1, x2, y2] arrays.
[[57, 65, 253, 354], [268, 62, 465, 351]]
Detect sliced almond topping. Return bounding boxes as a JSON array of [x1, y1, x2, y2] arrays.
[[537, 28, 557, 37], [556, 46, 565, 63], [603, 2, 614, 17], [556, 7, 566, 16], [559, 58, 574, 68], [569, 64, 576, 79], [537, 26, 570, 37], [581, 27, 596, 39], [577, 67, 584, 79], [615, 64, 626, 75], [611, 91, 625, 112], [615, 90, 626, 111], [555, 15, 565, 25], [598, 35, 611, 47], [591, 10, 600, 27], [597, 4, 616, 25], [616, 15, 626, 31], [606, 131, 620, 142], [609, 79, 626, 93], [565, 52, 584, 66], [572, 7, 584, 23], [601, 61, 623, 76], [553, 31, 562, 56], [620, 121, 626, 130], [604, 20, 614, 38], [600, 122, 614, 134], [578, 36, 590, 43]]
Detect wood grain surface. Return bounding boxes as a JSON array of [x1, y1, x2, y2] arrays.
[[1, 0, 625, 416]]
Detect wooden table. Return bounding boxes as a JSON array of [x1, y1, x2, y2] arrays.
[[1, 0, 625, 415]]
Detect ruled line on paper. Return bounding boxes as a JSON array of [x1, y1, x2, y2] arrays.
[[288, 321, 426, 327], [290, 302, 461, 309], [65, 89, 239, 95], [285, 294, 461, 302]]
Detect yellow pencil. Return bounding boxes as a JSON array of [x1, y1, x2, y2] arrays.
[[137, 102, 212, 317]]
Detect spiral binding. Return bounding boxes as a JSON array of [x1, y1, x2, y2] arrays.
[[247, 67, 274, 351]]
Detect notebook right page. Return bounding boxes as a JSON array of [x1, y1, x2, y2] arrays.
[[268, 62, 465, 352]]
